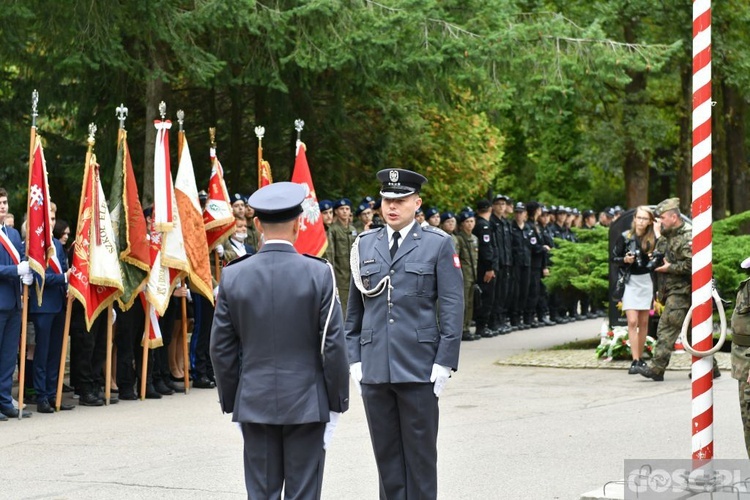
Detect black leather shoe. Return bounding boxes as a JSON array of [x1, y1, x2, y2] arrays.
[[62, 383, 73, 393], [53, 401, 75, 411], [461, 331, 476, 341], [0, 407, 32, 418], [478, 327, 494, 338], [0, 412, 6, 421], [145, 385, 163, 399], [193, 376, 216, 389], [79, 393, 104, 407], [628, 360, 639, 375], [119, 392, 138, 401], [37, 400, 55, 414], [154, 380, 175, 396]]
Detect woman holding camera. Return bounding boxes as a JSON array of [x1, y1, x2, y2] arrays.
[[612, 206, 657, 374]]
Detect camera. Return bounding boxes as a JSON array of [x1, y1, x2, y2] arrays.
[[645, 251, 665, 271]]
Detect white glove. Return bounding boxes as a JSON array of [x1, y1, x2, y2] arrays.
[[16, 261, 29, 276], [430, 364, 451, 397], [350, 362, 362, 396], [323, 411, 340, 450], [213, 286, 219, 300], [215, 244, 224, 258], [21, 272, 33, 286], [111, 309, 117, 325]]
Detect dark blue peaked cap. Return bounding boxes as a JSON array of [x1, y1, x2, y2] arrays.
[[248, 182, 305, 223]]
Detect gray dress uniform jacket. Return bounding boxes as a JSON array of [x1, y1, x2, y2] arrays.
[[345, 222, 463, 384], [210, 242, 350, 424]]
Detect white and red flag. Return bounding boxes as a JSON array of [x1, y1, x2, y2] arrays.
[[26, 135, 55, 304], [292, 142, 327, 257], [68, 153, 123, 330], [203, 148, 235, 251]]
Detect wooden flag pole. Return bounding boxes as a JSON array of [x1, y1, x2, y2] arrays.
[[104, 305, 113, 405], [180, 284, 190, 394], [176, 111, 190, 394], [55, 296, 74, 411], [19, 90, 40, 419], [140, 302, 150, 400]]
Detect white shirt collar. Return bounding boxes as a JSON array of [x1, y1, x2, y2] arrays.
[[263, 239, 294, 247], [387, 220, 416, 245]]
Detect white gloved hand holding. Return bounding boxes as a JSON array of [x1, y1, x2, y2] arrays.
[[16, 261, 29, 276], [213, 286, 219, 300], [215, 244, 225, 258], [111, 308, 117, 325], [350, 362, 362, 396], [323, 411, 340, 450], [21, 272, 33, 286], [430, 364, 451, 397]]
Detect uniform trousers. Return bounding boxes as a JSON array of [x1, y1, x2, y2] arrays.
[[462, 280, 474, 332], [0, 309, 21, 410], [191, 294, 214, 381], [153, 298, 178, 385], [29, 311, 66, 402], [114, 300, 147, 396], [69, 305, 108, 396], [526, 266, 542, 322], [510, 266, 530, 323], [241, 421, 326, 500], [490, 266, 511, 328], [362, 382, 439, 500], [473, 272, 495, 330], [651, 294, 718, 375]]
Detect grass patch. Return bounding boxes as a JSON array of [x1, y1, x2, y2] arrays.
[[548, 337, 600, 351]]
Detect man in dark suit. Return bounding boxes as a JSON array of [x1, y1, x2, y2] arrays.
[[210, 182, 350, 499], [0, 187, 34, 419], [29, 213, 74, 413], [346, 169, 463, 499]]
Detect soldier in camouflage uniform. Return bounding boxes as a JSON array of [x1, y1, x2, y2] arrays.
[[638, 198, 719, 381], [319, 199, 335, 263], [731, 258, 750, 457], [329, 198, 358, 315], [455, 210, 480, 341]]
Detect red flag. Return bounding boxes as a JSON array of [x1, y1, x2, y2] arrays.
[[26, 135, 55, 305], [259, 160, 273, 188], [292, 142, 327, 256], [203, 149, 235, 251], [68, 152, 123, 330]]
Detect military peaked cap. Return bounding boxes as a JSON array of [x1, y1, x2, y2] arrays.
[[376, 169, 427, 199], [248, 182, 305, 223]]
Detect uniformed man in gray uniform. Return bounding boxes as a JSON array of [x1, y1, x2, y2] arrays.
[[346, 169, 463, 499], [210, 182, 350, 500]]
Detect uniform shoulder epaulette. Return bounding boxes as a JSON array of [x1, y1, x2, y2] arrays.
[[303, 253, 330, 266], [422, 226, 448, 238], [224, 253, 253, 268]]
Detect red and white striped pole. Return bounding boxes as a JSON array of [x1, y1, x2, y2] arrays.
[[691, 0, 713, 461]]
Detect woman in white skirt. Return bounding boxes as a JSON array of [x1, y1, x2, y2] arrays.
[[612, 206, 656, 374]]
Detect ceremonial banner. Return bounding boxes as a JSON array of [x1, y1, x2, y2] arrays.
[[68, 154, 123, 331], [146, 119, 188, 316], [292, 142, 327, 256], [109, 130, 150, 310], [203, 148, 235, 251], [26, 135, 54, 304], [175, 134, 213, 303], [259, 159, 273, 188], [139, 293, 163, 348]]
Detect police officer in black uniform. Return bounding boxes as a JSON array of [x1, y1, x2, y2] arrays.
[[509, 202, 532, 329], [490, 194, 513, 334], [472, 199, 497, 338], [525, 202, 550, 328]]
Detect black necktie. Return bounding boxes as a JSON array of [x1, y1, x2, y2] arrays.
[[390, 231, 401, 259]]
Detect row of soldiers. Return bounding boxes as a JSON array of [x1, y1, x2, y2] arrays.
[[317, 194, 618, 341]]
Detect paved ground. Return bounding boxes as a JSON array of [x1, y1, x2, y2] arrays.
[[1, 318, 745, 499]]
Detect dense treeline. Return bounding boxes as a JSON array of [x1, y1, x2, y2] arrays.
[[0, 0, 748, 227]]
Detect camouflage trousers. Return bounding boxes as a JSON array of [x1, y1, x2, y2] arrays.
[[732, 344, 750, 459], [462, 281, 474, 333], [651, 294, 718, 375]]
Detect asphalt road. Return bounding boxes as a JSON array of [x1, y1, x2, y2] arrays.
[[1, 318, 744, 499]]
